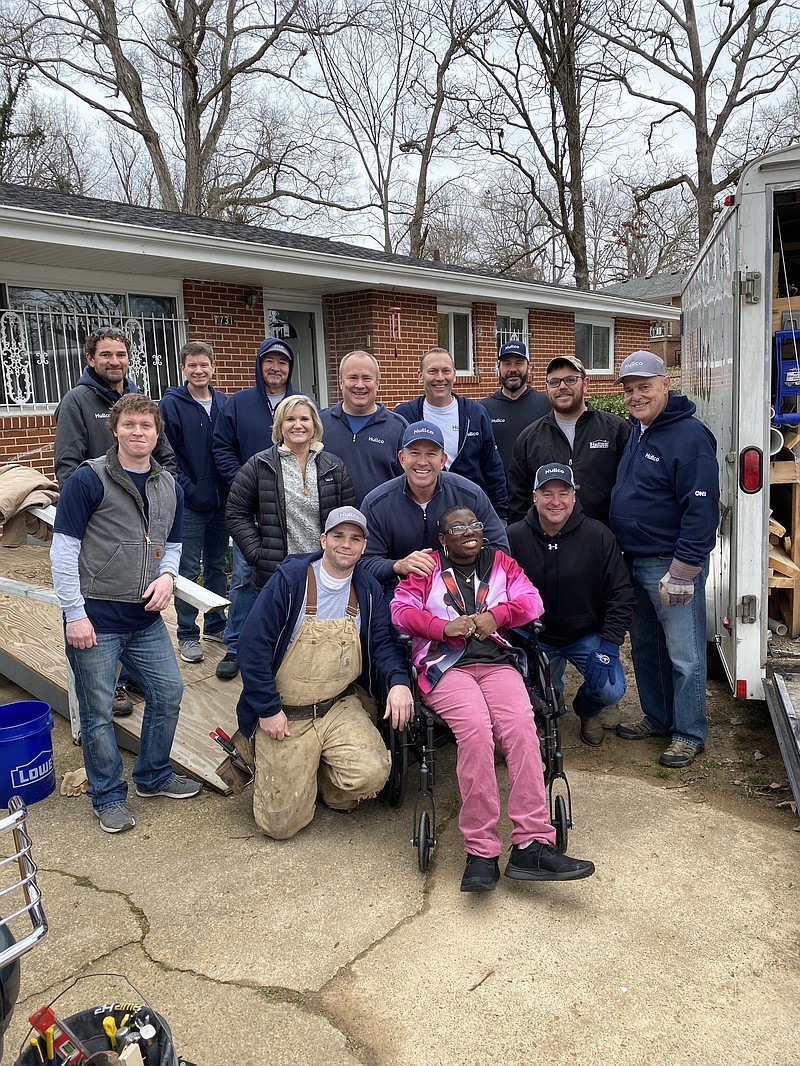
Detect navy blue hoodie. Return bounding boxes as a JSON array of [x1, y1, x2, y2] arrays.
[[212, 338, 300, 485], [392, 394, 508, 518], [609, 393, 719, 564], [159, 383, 228, 513], [320, 402, 407, 506]]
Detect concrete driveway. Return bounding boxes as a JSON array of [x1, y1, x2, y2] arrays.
[[4, 695, 800, 1066]]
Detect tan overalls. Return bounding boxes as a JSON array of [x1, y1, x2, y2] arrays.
[[253, 567, 391, 839]]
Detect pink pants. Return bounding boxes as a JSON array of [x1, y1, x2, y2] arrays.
[[424, 663, 556, 858]]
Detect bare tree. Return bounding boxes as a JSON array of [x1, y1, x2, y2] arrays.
[[587, 0, 800, 243], [458, 0, 621, 289], [2, 0, 363, 218], [303, 0, 486, 256]]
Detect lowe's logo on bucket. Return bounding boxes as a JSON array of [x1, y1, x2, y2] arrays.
[[11, 750, 54, 789]]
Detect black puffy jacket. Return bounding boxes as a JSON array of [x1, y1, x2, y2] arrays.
[[226, 444, 355, 590]]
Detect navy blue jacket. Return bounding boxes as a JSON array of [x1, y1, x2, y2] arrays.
[[361, 470, 509, 588], [236, 551, 410, 734], [393, 394, 508, 518], [159, 384, 228, 513], [212, 338, 301, 485], [320, 402, 408, 506], [609, 393, 719, 564]]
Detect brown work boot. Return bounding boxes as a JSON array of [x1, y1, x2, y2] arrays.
[[579, 714, 604, 746]]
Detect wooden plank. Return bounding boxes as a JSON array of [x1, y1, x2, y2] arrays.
[[770, 516, 787, 538], [769, 574, 796, 589], [783, 428, 800, 453], [769, 545, 800, 577], [770, 460, 800, 484], [792, 482, 800, 569]]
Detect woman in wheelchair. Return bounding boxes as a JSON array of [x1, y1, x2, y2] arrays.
[[391, 505, 595, 892]]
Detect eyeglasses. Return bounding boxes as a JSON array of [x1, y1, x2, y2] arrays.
[[443, 521, 484, 535], [546, 374, 581, 387]]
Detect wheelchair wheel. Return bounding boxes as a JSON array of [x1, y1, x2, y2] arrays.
[[553, 794, 569, 854], [417, 810, 431, 872], [381, 724, 408, 808]]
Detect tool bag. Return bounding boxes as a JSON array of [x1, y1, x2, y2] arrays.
[[15, 1001, 194, 1066]]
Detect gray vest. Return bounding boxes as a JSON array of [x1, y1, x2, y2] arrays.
[[78, 449, 177, 602]]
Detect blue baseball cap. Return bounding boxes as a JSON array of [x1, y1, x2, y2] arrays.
[[498, 339, 529, 361], [401, 421, 445, 449], [534, 463, 576, 489]]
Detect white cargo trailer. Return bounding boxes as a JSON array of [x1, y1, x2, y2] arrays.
[[682, 142, 800, 805]]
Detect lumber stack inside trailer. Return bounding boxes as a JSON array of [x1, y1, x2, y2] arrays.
[[769, 433, 800, 636]]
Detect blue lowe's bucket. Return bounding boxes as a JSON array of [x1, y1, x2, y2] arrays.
[[0, 702, 55, 808]]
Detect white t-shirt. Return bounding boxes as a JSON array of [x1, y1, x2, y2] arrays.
[[423, 398, 459, 468], [193, 396, 213, 416]]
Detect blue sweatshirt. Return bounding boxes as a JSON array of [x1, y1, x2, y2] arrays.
[[393, 394, 508, 518], [160, 384, 228, 513], [361, 470, 509, 588], [320, 402, 408, 506], [609, 393, 719, 564], [212, 338, 301, 485], [236, 551, 410, 733]]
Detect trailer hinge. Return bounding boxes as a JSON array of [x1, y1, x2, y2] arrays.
[[738, 594, 757, 623], [738, 270, 762, 304]]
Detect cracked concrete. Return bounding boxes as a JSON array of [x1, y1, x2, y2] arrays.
[[4, 680, 800, 1066]]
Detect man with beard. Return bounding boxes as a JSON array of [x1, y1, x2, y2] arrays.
[[507, 355, 629, 524], [479, 341, 550, 472]]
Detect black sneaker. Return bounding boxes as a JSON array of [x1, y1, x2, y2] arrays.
[[460, 854, 500, 892], [113, 685, 133, 717], [505, 841, 595, 882], [215, 652, 239, 680]]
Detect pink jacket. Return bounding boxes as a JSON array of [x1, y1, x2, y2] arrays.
[[391, 549, 544, 693]]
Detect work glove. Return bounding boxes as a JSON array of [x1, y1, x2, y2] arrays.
[[658, 558, 701, 606], [583, 639, 619, 690]]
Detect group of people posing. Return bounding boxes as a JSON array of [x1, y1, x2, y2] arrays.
[[49, 328, 719, 895]]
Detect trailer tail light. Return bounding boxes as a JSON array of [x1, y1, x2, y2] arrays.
[[739, 447, 763, 493], [736, 679, 747, 699]]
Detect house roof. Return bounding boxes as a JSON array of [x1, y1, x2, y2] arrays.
[[0, 183, 680, 320], [602, 271, 686, 302]]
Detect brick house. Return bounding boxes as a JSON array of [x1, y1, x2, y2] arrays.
[[0, 184, 679, 472]]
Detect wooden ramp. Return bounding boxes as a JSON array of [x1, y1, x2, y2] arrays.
[[0, 541, 240, 793]]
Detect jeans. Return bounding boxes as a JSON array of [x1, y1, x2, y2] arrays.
[[175, 506, 229, 641], [65, 618, 184, 811], [223, 544, 259, 655], [424, 663, 555, 858], [626, 554, 709, 746], [538, 632, 627, 717]]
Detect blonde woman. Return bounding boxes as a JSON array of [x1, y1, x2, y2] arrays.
[[226, 395, 355, 593]]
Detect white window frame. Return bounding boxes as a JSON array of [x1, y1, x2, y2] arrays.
[[437, 305, 473, 375], [495, 305, 529, 348], [575, 314, 614, 373]]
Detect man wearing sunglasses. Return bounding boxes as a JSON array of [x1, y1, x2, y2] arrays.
[[507, 356, 629, 525]]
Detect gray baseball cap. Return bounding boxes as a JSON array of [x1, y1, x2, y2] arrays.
[[614, 350, 666, 383], [324, 506, 368, 536]]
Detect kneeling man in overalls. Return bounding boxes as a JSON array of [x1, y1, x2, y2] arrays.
[[236, 506, 414, 838]]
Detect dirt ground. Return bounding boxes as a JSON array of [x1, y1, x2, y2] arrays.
[[7, 538, 797, 834]]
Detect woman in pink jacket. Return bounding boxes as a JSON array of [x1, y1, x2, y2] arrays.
[[391, 505, 594, 893]]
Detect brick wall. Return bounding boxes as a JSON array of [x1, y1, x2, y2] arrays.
[[0, 279, 655, 471]]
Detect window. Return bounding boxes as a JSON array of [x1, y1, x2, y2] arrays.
[[575, 315, 614, 372], [0, 285, 185, 410], [438, 306, 473, 374], [496, 309, 529, 352]]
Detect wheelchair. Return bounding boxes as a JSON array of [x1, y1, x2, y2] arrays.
[[381, 620, 573, 872]]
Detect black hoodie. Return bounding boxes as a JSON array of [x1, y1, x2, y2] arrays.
[[507, 501, 634, 646]]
